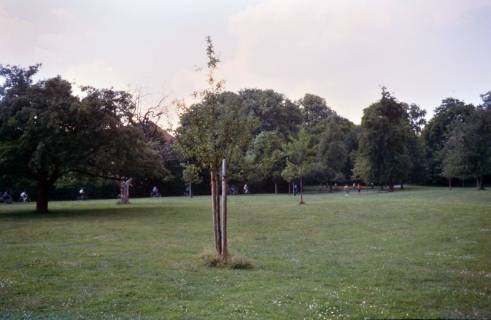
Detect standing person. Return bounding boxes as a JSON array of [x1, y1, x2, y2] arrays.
[[78, 188, 86, 200], [243, 184, 249, 194], [344, 184, 349, 196], [357, 183, 362, 194], [293, 183, 298, 196]]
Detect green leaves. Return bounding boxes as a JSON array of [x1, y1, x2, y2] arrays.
[[282, 127, 316, 180], [0, 65, 165, 210], [354, 90, 413, 186]]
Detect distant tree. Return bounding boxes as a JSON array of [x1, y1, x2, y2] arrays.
[[403, 103, 428, 184], [175, 37, 254, 261], [239, 89, 302, 139], [298, 94, 335, 128], [354, 88, 412, 190], [441, 124, 467, 188], [442, 107, 491, 190], [282, 127, 316, 204], [281, 163, 297, 195], [0, 65, 163, 212], [422, 98, 474, 183], [246, 131, 285, 194], [316, 116, 349, 191], [482, 91, 491, 109], [182, 164, 202, 197], [406, 103, 427, 135]]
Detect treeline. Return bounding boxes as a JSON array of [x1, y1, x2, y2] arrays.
[[1, 63, 490, 212], [176, 87, 491, 194]]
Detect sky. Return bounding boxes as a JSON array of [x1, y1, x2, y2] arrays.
[[1, 0, 491, 126]]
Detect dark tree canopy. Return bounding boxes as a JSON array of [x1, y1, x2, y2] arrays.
[[298, 93, 335, 128], [442, 106, 491, 189], [239, 88, 302, 139], [422, 98, 475, 182], [0, 65, 164, 212], [354, 89, 412, 190]]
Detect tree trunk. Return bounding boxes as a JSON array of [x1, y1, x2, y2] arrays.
[[274, 182, 278, 195], [189, 183, 193, 198], [389, 180, 394, 192], [400, 181, 404, 190], [380, 184, 384, 191], [477, 176, 484, 190], [119, 178, 132, 204], [210, 170, 221, 255], [220, 159, 228, 261], [288, 182, 291, 195], [36, 178, 49, 213], [328, 182, 333, 193], [299, 177, 305, 205]]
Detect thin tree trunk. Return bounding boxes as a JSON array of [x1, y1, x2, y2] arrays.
[[299, 176, 305, 204], [189, 183, 193, 198], [211, 171, 220, 254], [478, 176, 484, 190], [380, 184, 384, 191], [274, 182, 278, 194], [214, 171, 222, 255], [36, 178, 49, 213], [221, 159, 228, 261], [288, 182, 291, 195], [328, 182, 333, 193]]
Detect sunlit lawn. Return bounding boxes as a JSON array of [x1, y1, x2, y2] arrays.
[[1, 187, 490, 319]]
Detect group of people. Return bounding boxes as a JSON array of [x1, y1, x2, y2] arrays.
[[344, 183, 363, 196]]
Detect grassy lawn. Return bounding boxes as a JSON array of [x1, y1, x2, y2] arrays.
[[1, 187, 490, 319]]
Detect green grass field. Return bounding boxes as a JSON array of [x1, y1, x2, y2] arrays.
[[1, 187, 490, 319]]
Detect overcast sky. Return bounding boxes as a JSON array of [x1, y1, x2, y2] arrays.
[[1, 0, 491, 126]]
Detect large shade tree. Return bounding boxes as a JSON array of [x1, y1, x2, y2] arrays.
[[354, 89, 412, 191], [0, 65, 164, 212], [239, 89, 302, 140], [315, 116, 350, 191], [442, 106, 491, 190], [422, 98, 474, 183], [245, 131, 285, 194]]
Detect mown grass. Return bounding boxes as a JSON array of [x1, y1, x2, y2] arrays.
[[0, 187, 490, 319]]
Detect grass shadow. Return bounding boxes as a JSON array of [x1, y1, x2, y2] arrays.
[[0, 203, 195, 222]]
